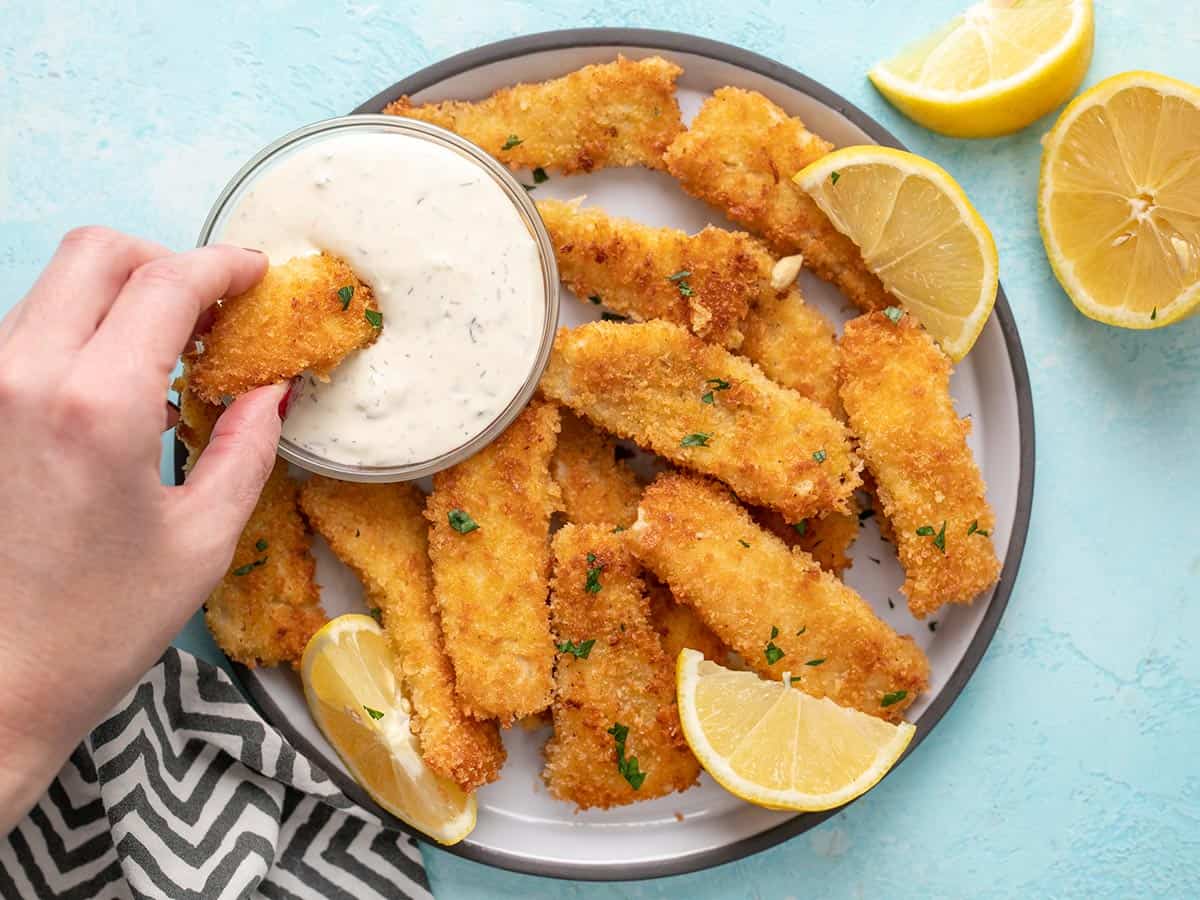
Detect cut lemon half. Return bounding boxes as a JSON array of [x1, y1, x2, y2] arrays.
[[1039, 71, 1200, 328], [301, 614, 475, 845], [676, 649, 916, 811], [794, 146, 998, 360], [869, 0, 1094, 138]]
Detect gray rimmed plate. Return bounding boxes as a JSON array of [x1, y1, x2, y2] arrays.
[[182, 28, 1034, 883]]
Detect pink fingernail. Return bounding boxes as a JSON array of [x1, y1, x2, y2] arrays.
[[278, 380, 298, 420]]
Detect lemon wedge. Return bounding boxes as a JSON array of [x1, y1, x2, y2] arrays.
[[675, 649, 915, 811], [793, 146, 998, 359], [301, 614, 476, 845], [868, 0, 1094, 138], [1039, 71, 1200, 328]]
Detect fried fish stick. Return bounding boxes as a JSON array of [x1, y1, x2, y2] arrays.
[[540, 320, 861, 521], [752, 505, 859, 577], [646, 577, 729, 666], [552, 409, 642, 528], [664, 87, 893, 312], [299, 478, 506, 791], [386, 56, 683, 174], [839, 312, 1000, 617], [425, 400, 561, 723], [537, 199, 755, 348], [205, 462, 326, 668], [173, 371, 221, 472], [543, 524, 699, 808], [631, 473, 928, 721], [188, 253, 380, 403]]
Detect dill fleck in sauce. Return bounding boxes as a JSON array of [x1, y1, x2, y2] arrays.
[[220, 131, 544, 466]]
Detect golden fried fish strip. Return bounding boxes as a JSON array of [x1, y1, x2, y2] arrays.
[[540, 320, 861, 521], [631, 473, 928, 721], [646, 577, 729, 666], [664, 87, 893, 312], [751, 505, 859, 577], [188, 253, 379, 403], [839, 312, 1000, 618], [205, 463, 326, 668], [552, 409, 642, 528], [425, 401, 561, 723], [536, 199, 755, 348], [173, 371, 221, 472], [543, 524, 699, 808], [299, 477, 506, 791], [385, 56, 683, 174]]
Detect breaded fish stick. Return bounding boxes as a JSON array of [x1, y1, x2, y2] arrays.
[[540, 320, 861, 521], [543, 524, 699, 808], [646, 577, 729, 666], [299, 477, 506, 791], [631, 473, 928, 721], [205, 462, 326, 668], [839, 312, 1000, 617], [425, 401, 561, 723], [188, 253, 379, 403], [386, 56, 683, 174], [552, 409, 642, 528], [537, 199, 754, 348], [173, 371, 221, 472], [664, 87, 893, 312], [751, 505, 859, 577]]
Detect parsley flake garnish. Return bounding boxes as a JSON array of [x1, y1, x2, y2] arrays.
[[232, 557, 267, 577], [448, 509, 479, 534], [796, 625, 807, 635], [812, 449, 827, 464], [830, 170, 841, 185], [677, 281, 694, 297], [789, 675, 802, 684], [793, 519, 808, 536], [770, 625, 779, 639], [585, 552, 604, 594], [764, 632, 785, 665], [364, 308, 383, 329], [588, 294, 602, 305], [612, 525, 626, 533], [667, 270, 692, 281], [702, 377, 731, 404], [557, 638, 596, 659], [363, 706, 384, 721], [883, 306, 904, 323], [967, 520, 991, 537], [501, 134, 523, 150], [1151, 307, 1158, 320], [608, 723, 647, 790], [255, 538, 269, 552], [858, 508, 875, 522], [681, 432, 711, 447], [337, 285, 354, 310], [933, 520, 947, 553], [929, 621, 938, 632], [739, 539, 750, 548], [532, 166, 549, 184], [521, 183, 537, 192], [805, 658, 826, 667], [368, 606, 383, 624], [881, 690, 907, 708], [916, 525, 935, 536]]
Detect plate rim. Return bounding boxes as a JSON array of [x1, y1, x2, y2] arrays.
[[188, 26, 1036, 883]]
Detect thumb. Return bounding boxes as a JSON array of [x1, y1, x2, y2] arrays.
[[177, 381, 290, 545]]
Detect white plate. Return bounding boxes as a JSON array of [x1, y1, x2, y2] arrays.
[[202, 28, 1034, 882]]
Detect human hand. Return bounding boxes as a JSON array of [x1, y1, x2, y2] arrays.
[[0, 227, 288, 834]]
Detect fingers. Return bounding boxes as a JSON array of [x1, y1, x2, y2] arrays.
[[0, 227, 170, 355], [83, 244, 267, 395], [173, 382, 288, 547]]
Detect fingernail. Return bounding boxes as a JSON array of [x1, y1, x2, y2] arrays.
[[277, 378, 299, 420]]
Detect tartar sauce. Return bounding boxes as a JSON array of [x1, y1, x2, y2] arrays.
[[219, 130, 545, 467]]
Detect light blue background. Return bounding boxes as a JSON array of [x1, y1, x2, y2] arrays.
[[3, 2, 1198, 897]]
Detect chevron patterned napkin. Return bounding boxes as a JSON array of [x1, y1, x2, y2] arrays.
[[0, 648, 432, 899]]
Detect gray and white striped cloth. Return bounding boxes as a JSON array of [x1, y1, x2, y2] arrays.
[[0, 649, 431, 899]]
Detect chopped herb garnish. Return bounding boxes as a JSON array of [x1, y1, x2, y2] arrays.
[[812, 449, 827, 464], [601, 311, 628, 322], [770, 625, 779, 639], [363, 706, 384, 721], [967, 520, 991, 537], [608, 723, 647, 790], [612, 525, 626, 533], [793, 519, 808, 536], [557, 638, 596, 659], [448, 509, 479, 534], [232, 558, 267, 577], [796, 625, 807, 635], [869, 556, 881, 565], [887, 597, 895, 609], [501, 134, 523, 150], [805, 658, 826, 667], [883, 306, 904, 323], [521, 183, 537, 192], [532, 166, 549, 184], [667, 270, 692, 281], [368, 606, 383, 624], [789, 676, 802, 684], [701, 377, 731, 404], [858, 508, 875, 522], [588, 294, 602, 305], [677, 281, 694, 297], [337, 285, 354, 310], [681, 432, 711, 447], [933, 520, 947, 553], [1151, 307, 1158, 320], [364, 308, 383, 329], [929, 621, 938, 632], [739, 539, 750, 548], [585, 552, 604, 594], [830, 170, 841, 185], [881, 690, 907, 708], [764, 629, 785, 665], [916, 525, 935, 536], [255, 538, 269, 552]]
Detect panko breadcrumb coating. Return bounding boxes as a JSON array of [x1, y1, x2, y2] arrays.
[[543, 524, 699, 809], [188, 253, 379, 403], [631, 473, 928, 722], [751, 505, 860, 577], [839, 312, 1000, 618], [173, 371, 221, 472], [385, 56, 684, 174], [425, 400, 561, 724], [646, 577, 729, 666], [299, 477, 506, 792], [552, 409, 642, 529], [205, 462, 326, 669], [540, 320, 861, 521], [664, 87, 894, 312]]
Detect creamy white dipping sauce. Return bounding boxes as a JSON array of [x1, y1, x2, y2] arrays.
[[219, 131, 545, 467]]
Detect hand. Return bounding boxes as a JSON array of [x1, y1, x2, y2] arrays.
[[0, 227, 287, 834]]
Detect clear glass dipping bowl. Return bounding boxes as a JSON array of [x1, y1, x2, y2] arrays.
[[196, 115, 559, 482]]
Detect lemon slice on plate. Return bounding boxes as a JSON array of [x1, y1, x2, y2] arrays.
[[675, 649, 915, 812], [301, 614, 476, 845], [868, 0, 1094, 138], [793, 146, 999, 360], [1039, 71, 1200, 328]]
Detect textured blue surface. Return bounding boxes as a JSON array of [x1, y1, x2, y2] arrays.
[[3, 3, 1199, 897]]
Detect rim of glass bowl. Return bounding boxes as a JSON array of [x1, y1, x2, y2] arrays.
[[195, 114, 560, 483]]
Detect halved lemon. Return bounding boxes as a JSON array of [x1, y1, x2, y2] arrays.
[[869, 0, 1094, 138], [675, 649, 916, 811], [1039, 71, 1200, 328], [301, 614, 476, 845], [794, 146, 999, 360]]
